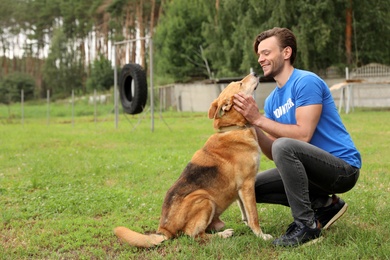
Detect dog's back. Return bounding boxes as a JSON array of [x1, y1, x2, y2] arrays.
[[114, 73, 272, 247], [158, 126, 260, 238]]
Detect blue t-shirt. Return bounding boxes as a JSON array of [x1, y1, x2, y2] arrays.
[[264, 69, 361, 168]]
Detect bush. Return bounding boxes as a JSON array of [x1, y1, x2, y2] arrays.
[[0, 72, 36, 104], [86, 55, 114, 92]]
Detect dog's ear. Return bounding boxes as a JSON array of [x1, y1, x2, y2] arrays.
[[209, 96, 234, 119], [222, 96, 234, 112], [208, 99, 218, 119], [218, 96, 234, 117]]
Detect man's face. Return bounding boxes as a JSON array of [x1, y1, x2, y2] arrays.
[[256, 36, 285, 78]]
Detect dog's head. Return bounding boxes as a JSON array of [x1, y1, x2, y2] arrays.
[[208, 73, 259, 130]]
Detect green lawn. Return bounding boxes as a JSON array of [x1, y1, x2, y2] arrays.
[[0, 103, 389, 259]]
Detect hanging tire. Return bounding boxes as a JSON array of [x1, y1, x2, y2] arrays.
[[119, 63, 148, 114]]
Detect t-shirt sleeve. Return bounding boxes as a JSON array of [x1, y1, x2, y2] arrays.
[[294, 75, 324, 107], [264, 95, 274, 120]]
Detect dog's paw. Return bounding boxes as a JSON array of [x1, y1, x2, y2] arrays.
[[217, 228, 234, 238], [259, 233, 273, 240]]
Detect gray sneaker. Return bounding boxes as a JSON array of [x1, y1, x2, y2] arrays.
[[315, 195, 348, 230]]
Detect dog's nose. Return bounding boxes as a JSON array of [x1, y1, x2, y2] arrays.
[[251, 72, 260, 84]]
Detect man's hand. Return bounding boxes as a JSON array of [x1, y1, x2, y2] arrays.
[[233, 92, 262, 125]]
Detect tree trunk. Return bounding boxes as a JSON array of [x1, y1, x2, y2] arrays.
[[2, 56, 8, 76], [158, 0, 165, 25], [345, 0, 353, 65], [150, 0, 156, 38], [137, 0, 145, 68], [79, 40, 86, 92]]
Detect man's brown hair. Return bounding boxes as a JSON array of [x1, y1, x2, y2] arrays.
[[253, 27, 297, 65]]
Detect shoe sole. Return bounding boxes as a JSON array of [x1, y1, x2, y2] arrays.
[[323, 203, 348, 230]]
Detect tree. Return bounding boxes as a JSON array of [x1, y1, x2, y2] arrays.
[[290, 0, 347, 71], [202, 0, 269, 77], [59, 0, 96, 86], [0, 0, 16, 77], [190, 0, 348, 78], [154, 0, 211, 82], [0, 72, 35, 104], [86, 55, 114, 92], [352, 0, 390, 66], [1, 0, 163, 98], [1, 0, 389, 95], [42, 28, 85, 98]]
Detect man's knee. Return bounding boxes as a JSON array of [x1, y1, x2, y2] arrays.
[[272, 138, 295, 159]]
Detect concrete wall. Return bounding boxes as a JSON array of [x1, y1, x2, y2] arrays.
[[158, 82, 276, 112], [329, 77, 390, 110], [158, 77, 390, 112]]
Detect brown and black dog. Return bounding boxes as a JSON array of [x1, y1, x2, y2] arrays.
[[114, 73, 273, 247]]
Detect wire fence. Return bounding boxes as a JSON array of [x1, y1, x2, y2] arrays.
[[0, 88, 173, 131], [1, 89, 120, 126]]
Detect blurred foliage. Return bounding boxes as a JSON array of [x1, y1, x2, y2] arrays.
[[86, 55, 114, 92], [0, 72, 35, 104], [0, 0, 389, 96]]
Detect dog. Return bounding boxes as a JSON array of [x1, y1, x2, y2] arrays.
[[114, 73, 273, 248]]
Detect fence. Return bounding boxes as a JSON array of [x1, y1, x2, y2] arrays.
[[330, 63, 390, 113], [1, 89, 116, 126]]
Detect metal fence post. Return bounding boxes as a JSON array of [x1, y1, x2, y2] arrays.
[[21, 89, 24, 126], [47, 90, 50, 126]]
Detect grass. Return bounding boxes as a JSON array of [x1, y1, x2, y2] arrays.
[[0, 101, 389, 259]]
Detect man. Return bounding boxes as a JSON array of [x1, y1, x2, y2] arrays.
[[233, 27, 361, 247]]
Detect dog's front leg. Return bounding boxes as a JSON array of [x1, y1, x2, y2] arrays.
[[237, 198, 248, 225], [238, 184, 273, 241]]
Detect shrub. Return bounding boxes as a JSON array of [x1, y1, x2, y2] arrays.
[[86, 55, 114, 92], [0, 72, 36, 104]]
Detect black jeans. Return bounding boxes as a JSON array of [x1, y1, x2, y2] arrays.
[[255, 138, 360, 227]]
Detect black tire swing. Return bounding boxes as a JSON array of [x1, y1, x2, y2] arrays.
[[119, 63, 148, 115]]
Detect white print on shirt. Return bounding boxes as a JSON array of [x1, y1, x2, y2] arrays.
[[273, 98, 295, 118]]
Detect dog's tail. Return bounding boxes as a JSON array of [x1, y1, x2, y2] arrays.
[[114, 226, 167, 248]]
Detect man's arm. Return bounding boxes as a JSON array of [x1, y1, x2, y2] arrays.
[[253, 126, 275, 160], [233, 93, 322, 143], [254, 104, 322, 142]]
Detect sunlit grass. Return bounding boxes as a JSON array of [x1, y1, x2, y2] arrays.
[[0, 103, 389, 259]]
